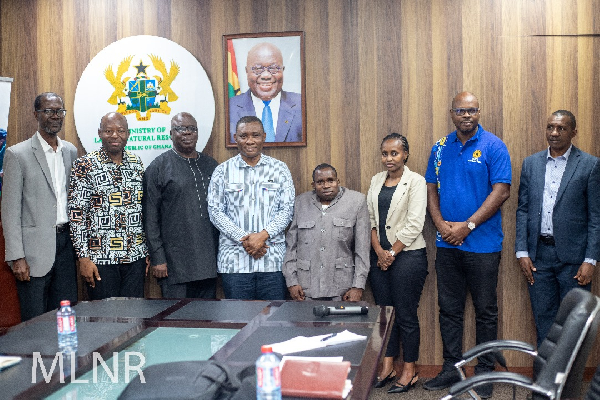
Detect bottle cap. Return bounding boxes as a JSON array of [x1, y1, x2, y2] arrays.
[[60, 300, 71, 306], [261, 345, 272, 353]]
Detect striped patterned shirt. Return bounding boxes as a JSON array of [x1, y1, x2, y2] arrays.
[[208, 154, 295, 273]]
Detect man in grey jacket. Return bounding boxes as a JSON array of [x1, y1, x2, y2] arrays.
[[283, 163, 370, 301], [1, 92, 78, 321]]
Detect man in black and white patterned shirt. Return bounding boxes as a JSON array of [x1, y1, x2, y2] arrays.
[[69, 112, 147, 300]]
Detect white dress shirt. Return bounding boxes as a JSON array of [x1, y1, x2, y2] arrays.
[[36, 132, 68, 225], [251, 92, 281, 133]]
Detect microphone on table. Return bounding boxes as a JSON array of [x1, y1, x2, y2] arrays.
[[313, 305, 369, 317]]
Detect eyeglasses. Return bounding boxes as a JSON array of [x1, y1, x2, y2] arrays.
[[102, 129, 128, 136], [250, 64, 283, 75], [172, 126, 198, 133], [37, 109, 67, 117], [451, 108, 479, 116]]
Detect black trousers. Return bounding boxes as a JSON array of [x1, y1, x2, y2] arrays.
[[159, 277, 217, 299], [16, 229, 78, 321], [369, 248, 428, 363], [87, 257, 146, 300], [528, 240, 590, 347], [435, 247, 500, 371]]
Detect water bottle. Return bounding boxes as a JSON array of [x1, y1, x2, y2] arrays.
[[256, 345, 281, 400], [57, 300, 78, 353]]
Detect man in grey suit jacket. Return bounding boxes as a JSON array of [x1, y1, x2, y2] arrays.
[[1, 92, 79, 321], [228, 42, 303, 143], [283, 164, 370, 301], [516, 109, 600, 346]]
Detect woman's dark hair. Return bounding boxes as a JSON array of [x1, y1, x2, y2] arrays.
[[381, 133, 409, 163]]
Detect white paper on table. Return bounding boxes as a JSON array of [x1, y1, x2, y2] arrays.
[[0, 356, 21, 371], [280, 355, 344, 367], [269, 329, 367, 355]]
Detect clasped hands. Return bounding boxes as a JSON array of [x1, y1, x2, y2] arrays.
[[375, 248, 395, 271], [438, 220, 470, 246], [241, 230, 269, 259]]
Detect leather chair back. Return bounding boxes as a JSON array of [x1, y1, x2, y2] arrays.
[[533, 288, 600, 399]]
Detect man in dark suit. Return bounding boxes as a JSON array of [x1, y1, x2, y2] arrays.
[[229, 42, 302, 143], [516, 109, 600, 346], [1, 92, 79, 321]]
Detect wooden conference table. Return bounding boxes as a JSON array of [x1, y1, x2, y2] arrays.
[[0, 298, 393, 399]]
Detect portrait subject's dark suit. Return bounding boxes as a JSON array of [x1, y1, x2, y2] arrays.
[[516, 145, 600, 344], [229, 90, 303, 143], [516, 146, 600, 264]]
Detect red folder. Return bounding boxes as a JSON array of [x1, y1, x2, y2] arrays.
[[281, 359, 351, 399]]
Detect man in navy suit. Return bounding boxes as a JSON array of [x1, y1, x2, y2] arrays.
[[516, 110, 600, 346], [229, 42, 302, 143]]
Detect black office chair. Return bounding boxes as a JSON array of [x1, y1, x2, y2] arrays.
[[585, 363, 600, 400], [441, 288, 600, 400]]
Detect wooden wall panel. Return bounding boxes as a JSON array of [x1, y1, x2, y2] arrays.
[[1, 0, 599, 368]]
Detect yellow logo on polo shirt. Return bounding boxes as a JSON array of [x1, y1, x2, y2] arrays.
[[468, 149, 482, 164]]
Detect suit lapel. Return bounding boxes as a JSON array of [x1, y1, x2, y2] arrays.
[[274, 107, 295, 142], [555, 146, 581, 205], [62, 144, 73, 192], [386, 168, 411, 222], [234, 91, 255, 115], [370, 173, 386, 224], [531, 151, 548, 214], [274, 92, 298, 142], [32, 134, 57, 198]]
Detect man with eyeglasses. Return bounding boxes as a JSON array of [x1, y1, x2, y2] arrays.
[[68, 112, 147, 300], [229, 42, 302, 143], [2, 92, 79, 321], [209, 116, 295, 300], [424, 92, 511, 398], [143, 112, 219, 298], [282, 164, 369, 301], [516, 110, 600, 347]]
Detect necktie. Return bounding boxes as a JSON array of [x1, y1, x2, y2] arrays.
[[262, 100, 276, 142]]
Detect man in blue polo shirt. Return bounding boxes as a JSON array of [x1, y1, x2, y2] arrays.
[[423, 92, 511, 398]]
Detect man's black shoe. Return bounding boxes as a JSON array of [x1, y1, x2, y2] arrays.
[[475, 383, 493, 398], [423, 368, 462, 391]]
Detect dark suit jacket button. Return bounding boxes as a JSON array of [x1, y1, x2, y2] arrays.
[[386, 226, 391, 229]]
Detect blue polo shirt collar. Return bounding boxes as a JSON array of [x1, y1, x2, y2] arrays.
[[449, 124, 483, 145]]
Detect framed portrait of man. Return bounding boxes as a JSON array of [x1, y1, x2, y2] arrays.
[[224, 31, 306, 147]]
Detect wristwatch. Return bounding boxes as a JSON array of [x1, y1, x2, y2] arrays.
[[388, 249, 396, 257], [467, 220, 476, 231]]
